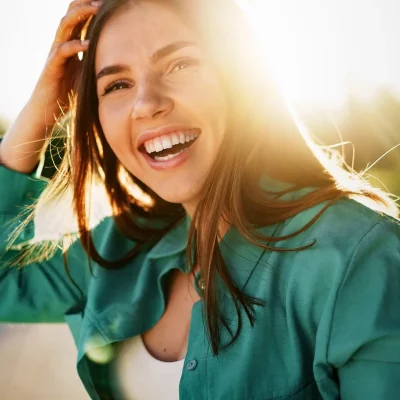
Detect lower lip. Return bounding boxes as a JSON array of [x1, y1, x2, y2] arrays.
[[141, 138, 199, 171]]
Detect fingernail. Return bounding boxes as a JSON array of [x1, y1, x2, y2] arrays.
[[91, 1, 101, 6], [81, 40, 90, 45]]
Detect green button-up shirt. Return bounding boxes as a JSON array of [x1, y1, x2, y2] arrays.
[[1, 165, 400, 399]]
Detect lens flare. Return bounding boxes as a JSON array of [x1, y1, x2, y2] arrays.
[[237, 0, 400, 109]]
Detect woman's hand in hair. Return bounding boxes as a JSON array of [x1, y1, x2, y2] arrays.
[[34, 0, 101, 124], [0, 1, 100, 173]]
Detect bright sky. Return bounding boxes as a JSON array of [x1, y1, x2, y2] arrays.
[[240, 0, 400, 108], [0, 0, 71, 121], [1, 0, 399, 121]]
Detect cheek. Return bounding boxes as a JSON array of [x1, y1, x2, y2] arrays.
[[99, 102, 132, 153], [188, 69, 225, 107], [180, 70, 227, 134]]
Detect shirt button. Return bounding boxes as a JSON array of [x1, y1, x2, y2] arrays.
[[186, 359, 198, 371]]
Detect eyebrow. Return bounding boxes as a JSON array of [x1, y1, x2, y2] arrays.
[[96, 65, 130, 82], [150, 40, 196, 64], [96, 40, 197, 82]]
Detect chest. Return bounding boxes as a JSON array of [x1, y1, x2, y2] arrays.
[[108, 292, 326, 400], [142, 269, 201, 362]]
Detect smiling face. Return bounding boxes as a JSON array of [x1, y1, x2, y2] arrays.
[[95, 1, 228, 214]]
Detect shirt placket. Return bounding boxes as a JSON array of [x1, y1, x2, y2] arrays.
[[179, 299, 210, 400]]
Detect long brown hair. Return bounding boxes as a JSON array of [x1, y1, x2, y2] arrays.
[[29, 0, 397, 354]]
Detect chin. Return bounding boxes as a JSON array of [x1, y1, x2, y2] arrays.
[[151, 184, 201, 208], [156, 192, 196, 206]]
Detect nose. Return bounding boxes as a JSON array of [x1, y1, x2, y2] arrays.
[[131, 81, 173, 121]]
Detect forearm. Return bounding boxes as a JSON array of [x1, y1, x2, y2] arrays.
[[0, 96, 54, 174]]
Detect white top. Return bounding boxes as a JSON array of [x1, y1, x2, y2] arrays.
[[117, 335, 185, 400]]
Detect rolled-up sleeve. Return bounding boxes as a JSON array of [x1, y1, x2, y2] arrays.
[[0, 165, 89, 322]]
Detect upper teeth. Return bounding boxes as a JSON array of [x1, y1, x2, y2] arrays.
[[144, 132, 198, 154]]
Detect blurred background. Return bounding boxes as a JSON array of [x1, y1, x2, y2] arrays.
[[0, 0, 399, 398]]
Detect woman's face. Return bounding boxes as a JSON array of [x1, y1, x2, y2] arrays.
[[95, 1, 228, 212]]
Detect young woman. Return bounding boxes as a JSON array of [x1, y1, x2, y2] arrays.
[[1, 0, 399, 399]]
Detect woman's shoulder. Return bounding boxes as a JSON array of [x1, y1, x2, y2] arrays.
[[292, 197, 400, 369], [260, 174, 399, 240], [257, 190, 400, 307], [278, 188, 399, 250], [255, 192, 400, 349]]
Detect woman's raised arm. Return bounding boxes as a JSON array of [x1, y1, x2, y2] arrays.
[[0, 0, 100, 174]]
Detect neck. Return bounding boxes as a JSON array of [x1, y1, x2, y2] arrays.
[[183, 201, 230, 243]]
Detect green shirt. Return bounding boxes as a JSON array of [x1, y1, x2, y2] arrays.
[[1, 165, 400, 400]]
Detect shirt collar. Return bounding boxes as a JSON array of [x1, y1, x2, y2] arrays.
[[146, 214, 189, 260]]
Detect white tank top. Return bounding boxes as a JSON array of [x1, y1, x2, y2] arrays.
[[117, 335, 185, 400]]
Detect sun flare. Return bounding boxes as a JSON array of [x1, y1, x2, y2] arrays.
[[237, 0, 400, 110]]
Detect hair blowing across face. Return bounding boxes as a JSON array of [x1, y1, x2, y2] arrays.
[[48, 0, 397, 354]]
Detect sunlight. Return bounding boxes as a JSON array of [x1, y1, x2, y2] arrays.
[[237, 0, 400, 109]]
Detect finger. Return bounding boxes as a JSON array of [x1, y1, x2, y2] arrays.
[[47, 40, 90, 75], [67, 0, 99, 12], [55, 3, 99, 43], [53, 3, 99, 46]]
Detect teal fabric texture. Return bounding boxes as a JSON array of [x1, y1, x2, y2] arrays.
[[1, 165, 400, 399]]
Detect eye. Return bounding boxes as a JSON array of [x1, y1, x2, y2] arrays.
[[170, 57, 199, 73], [101, 81, 133, 96]]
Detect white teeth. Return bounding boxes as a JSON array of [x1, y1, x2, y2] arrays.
[[171, 134, 179, 145], [154, 149, 185, 162], [154, 138, 163, 152], [143, 132, 199, 155], [161, 136, 172, 149], [145, 141, 156, 153]]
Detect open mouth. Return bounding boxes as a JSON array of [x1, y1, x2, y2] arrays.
[[140, 131, 200, 162]]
